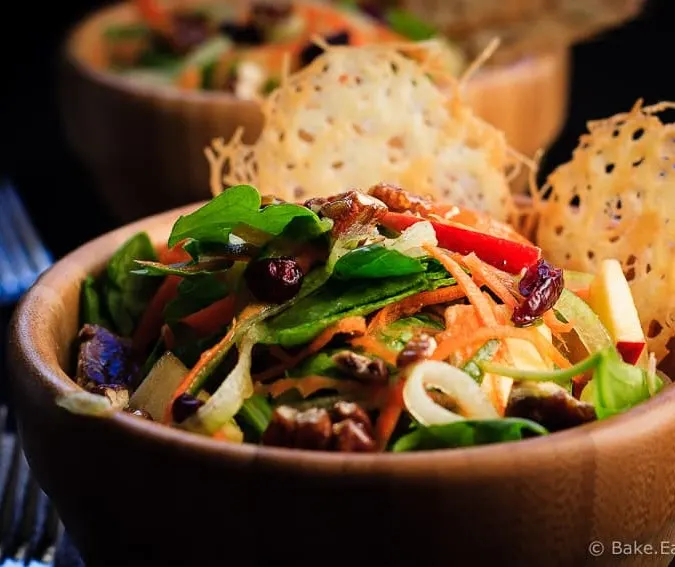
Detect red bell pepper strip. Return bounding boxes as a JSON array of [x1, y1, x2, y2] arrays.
[[381, 212, 541, 274], [181, 294, 237, 338], [132, 275, 182, 354]]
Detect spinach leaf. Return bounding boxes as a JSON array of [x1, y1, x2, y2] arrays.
[[391, 418, 548, 452], [80, 275, 112, 329], [236, 394, 273, 436], [164, 275, 229, 324], [104, 232, 160, 337], [167, 185, 324, 247], [333, 245, 425, 279], [261, 273, 429, 347], [378, 315, 444, 352], [385, 8, 438, 41]]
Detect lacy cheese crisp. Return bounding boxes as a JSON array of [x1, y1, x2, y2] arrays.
[[533, 100, 675, 361], [206, 41, 520, 223]]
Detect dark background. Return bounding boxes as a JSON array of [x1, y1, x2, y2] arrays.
[[1, 0, 674, 259]]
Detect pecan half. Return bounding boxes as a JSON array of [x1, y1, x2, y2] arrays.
[[305, 190, 388, 239], [505, 381, 596, 432], [89, 384, 130, 410], [368, 183, 434, 215], [396, 333, 437, 368], [262, 401, 376, 452], [332, 351, 389, 382]]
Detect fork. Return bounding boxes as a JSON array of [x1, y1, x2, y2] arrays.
[[0, 407, 61, 566], [0, 182, 52, 306]]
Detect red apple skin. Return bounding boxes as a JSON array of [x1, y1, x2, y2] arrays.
[[617, 341, 646, 365]]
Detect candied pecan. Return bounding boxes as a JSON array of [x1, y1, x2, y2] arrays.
[[262, 402, 376, 451], [396, 333, 437, 368], [368, 183, 435, 215], [505, 381, 596, 432], [89, 384, 130, 410], [333, 420, 376, 452], [332, 351, 389, 382], [262, 406, 299, 447], [330, 401, 374, 436], [294, 408, 333, 450], [305, 191, 388, 239]]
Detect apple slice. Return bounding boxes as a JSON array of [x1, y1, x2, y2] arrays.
[[481, 325, 553, 414], [587, 259, 646, 365]]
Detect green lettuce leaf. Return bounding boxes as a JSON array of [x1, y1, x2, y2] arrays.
[[333, 244, 425, 279], [391, 418, 548, 452]]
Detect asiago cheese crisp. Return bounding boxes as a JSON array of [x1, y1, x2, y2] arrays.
[[205, 41, 522, 223]]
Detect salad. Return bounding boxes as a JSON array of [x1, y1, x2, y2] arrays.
[[62, 184, 664, 453], [102, 0, 464, 96]]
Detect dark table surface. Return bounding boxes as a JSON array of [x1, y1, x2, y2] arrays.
[[2, 0, 675, 565]]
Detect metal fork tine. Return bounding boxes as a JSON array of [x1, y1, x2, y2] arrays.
[[3, 184, 52, 275], [0, 187, 36, 292]]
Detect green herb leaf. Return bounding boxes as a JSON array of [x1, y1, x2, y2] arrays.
[[334, 245, 425, 279], [164, 275, 229, 324], [168, 185, 323, 247], [385, 8, 438, 41], [104, 232, 161, 337], [391, 418, 548, 452], [592, 348, 663, 419], [132, 258, 232, 277]]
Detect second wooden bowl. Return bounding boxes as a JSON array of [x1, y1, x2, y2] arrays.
[[59, 0, 569, 223]]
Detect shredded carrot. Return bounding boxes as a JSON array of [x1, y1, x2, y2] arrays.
[[349, 335, 398, 366], [367, 285, 466, 333], [462, 253, 518, 308], [424, 245, 497, 326], [375, 378, 406, 451], [253, 317, 367, 382], [132, 275, 181, 354], [163, 323, 237, 424], [433, 325, 571, 369], [255, 375, 366, 399]]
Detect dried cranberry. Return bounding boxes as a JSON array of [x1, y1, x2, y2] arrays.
[[512, 259, 564, 326], [219, 22, 264, 45], [172, 393, 204, 424], [244, 257, 304, 303]]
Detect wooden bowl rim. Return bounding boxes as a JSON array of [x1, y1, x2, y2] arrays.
[[62, 0, 569, 105], [9, 200, 675, 477]]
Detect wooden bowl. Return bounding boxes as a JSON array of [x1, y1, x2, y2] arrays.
[[59, 0, 569, 223], [8, 203, 675, 567]]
